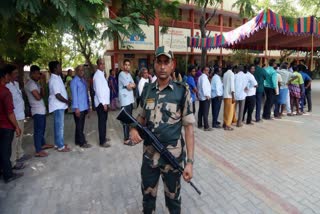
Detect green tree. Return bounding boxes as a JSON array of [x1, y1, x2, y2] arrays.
[[230, 50, 254, 65], [186, 0, 222, 67], [0, 0, 179, 85], [0, 0, 106, 85], [300, 0, 320, 17], [102, 0, 179, 46], [25, 28, 73, 69], [233, 0, 301, 19]]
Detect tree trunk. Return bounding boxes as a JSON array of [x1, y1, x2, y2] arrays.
[[15, 61, 25, 88], [200, 16, 207, 67], [82, 51, 94, 73], [201, 48, 207, 68]]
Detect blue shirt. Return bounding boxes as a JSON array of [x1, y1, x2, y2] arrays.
[[71, 76, 89, 112], [211, 74, 223, 98], [300, 71, 311, 83], [118, 71, 135, 107], [186, 75, 196, 102]]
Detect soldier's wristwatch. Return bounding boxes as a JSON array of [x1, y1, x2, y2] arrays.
[[186, 158, 194, 165]]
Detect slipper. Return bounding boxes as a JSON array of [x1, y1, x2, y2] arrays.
[[57, 147, 71, 152], [224, 126, 234, 131], [123, 140, 135, 146], [35, 151, 48, 157], [54, 144, 69, 150], [42, 144, 54, 150]]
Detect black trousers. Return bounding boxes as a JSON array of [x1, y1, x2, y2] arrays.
[[243, 95, 256, 124], [198, 100, 210, 129], [211, 97, 222, 127], [90, 91, 95, 111], [96, 104, 108, 145], [192, 102, 196, 114], [263, 87, 275, 119], [305, 90, 312, 111], [0, 128, 14, 180], [122, 104, 133, 141], [73, 110, 88, 146], [255, 92, 263, 121]]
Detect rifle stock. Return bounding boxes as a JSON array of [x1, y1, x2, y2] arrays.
[[117, 108, 201, 195]]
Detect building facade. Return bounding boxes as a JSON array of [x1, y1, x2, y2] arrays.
[[104, 0, 245, 71], [104, 1, 303, 72]]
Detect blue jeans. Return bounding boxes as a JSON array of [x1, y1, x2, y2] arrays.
[[273, 95, 280, 117], [211, 97, 222, 127], [53, 109, 65, 149], [299, 86, 305, 112], [33, 114, 46, 153], [255, 92, 263, 121]]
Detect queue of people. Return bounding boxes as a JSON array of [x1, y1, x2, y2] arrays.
[[184, 58, 313, 132], [0, 56, 313, 189]]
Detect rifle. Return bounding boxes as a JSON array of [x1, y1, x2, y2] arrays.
[[117, 108, 201, 195]]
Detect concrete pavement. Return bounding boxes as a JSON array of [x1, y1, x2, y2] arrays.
[[1, 81, 320, 214]]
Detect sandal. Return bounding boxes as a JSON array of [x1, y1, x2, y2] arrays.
[[57, 147, 71, 152], [54, 144, 69, 150], [224, 126, 234, 131], [42, 144, 54, 150], [123, 140, 135, 146], [35, 151, 48, 157]]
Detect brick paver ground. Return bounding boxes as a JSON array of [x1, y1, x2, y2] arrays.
[[1, 81, 320, 214]]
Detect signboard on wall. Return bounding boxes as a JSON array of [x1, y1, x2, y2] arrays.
[[159, 27, 191, 52], [119, 25, 155, 50]]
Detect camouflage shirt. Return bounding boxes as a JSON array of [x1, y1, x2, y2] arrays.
[[137, 80, 195, 165]]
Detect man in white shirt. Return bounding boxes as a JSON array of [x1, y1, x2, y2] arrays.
[[210, 67, 223, 128], [6, 65, 29, 169], [243, 65, 258, 125], [197, 66, 212, 131], [138, 68, 150, 97], [25, 65, 54, 157], [223, 65, 235, 131], [118, 59, 136, 145], [138, 68, 149, 97], [48, 61, 70, 152], [276, 63, 297, 117], [93, 58, 111, 148], [234, 65, 249, 127]]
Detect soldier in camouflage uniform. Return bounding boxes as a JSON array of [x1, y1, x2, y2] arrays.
[[130, 46, 196, 214]]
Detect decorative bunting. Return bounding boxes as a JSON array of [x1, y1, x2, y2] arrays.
[[187, 9, 320, 50]]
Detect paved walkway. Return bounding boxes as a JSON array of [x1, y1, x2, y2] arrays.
[[1, 81, 320, 214]]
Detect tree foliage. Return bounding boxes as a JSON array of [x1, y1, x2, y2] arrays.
[[0, 0, 106, 85], [0, 0, 105, 62], [0, 0, 179, 85], [186, 0, 222, 67], [299, 0, 320, 17], [232, 0, 301, 19], [102, 0, 179, 46]]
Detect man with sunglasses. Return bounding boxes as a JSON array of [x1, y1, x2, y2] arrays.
[[129, 46, 195, 213]]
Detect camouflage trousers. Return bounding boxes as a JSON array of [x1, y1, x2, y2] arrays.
[[141, 156, 182, 214]]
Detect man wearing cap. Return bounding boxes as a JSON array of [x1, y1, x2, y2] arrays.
[[129, 46, 195, 213]]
